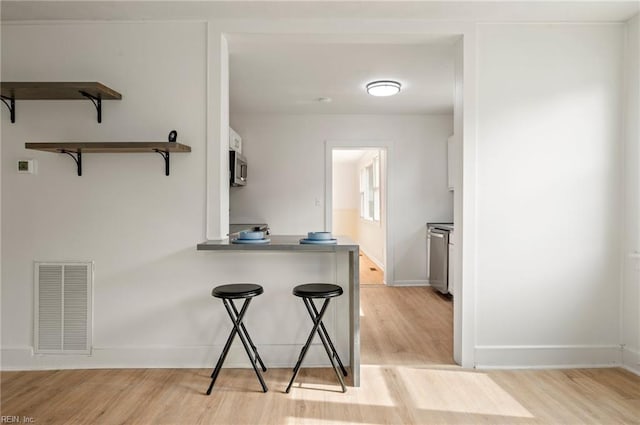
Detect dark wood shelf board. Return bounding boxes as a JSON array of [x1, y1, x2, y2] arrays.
[[25, 142, 191, 154], [1, 82, 122, 100], [25, 142, 190, 176]]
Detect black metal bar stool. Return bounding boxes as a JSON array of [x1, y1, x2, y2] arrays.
[[206, 283, 268, 394], [286, 283, 348, 393]]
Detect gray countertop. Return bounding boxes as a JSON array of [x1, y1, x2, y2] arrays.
[[197, 235, 358, 251]]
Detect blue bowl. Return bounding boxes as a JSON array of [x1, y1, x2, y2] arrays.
[[307, 231, 332, 240], [238, 231, 265, 240]]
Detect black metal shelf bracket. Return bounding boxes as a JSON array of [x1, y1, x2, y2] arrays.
[[1, 95, 16, 123], [60, 150, 82, 176], [79, 90, 102, 123], [154, 149, 170, 176]]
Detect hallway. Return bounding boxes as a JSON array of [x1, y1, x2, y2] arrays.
[[359, 252, 385, 285]]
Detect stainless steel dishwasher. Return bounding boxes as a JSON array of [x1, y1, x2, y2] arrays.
[[427, 223, 453, 294]]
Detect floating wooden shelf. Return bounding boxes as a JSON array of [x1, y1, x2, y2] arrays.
[[25, 142, 191, 176], [25, 142, 190, 153], [1, 82, 121, 100], [1, 82, 122, 123]]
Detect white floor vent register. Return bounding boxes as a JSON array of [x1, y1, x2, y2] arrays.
[[34, 262, 93, 354]]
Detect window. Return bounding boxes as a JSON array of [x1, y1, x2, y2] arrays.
[[360, 155, 380, 222]]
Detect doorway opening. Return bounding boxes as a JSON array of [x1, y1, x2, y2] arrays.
[[330, 147, 388, 285]]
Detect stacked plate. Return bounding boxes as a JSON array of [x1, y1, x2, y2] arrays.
[[231, 230, 270, 244], [300, 231, 338, 245]]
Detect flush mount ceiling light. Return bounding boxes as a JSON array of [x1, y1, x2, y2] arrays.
[[366, 80, 401, 97]]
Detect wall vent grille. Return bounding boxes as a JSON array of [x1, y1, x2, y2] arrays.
[[34, 262, 93, 354]]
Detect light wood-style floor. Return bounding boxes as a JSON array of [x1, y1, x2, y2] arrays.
[[2, 286, 640, 424], [359, 252, 384, 285]]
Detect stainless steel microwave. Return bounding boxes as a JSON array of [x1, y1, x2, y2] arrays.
[[230, 151, 247, 186]]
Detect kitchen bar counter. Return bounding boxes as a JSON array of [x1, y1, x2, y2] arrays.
[[197, 235, 360, 387], [198, 235, 358, 251]]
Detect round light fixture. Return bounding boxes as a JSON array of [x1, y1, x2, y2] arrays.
[[366, 80, 401, 97]]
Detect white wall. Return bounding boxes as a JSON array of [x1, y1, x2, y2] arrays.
[[452, 37, 466, 365], [332, 150, 387, 271], [0, 21, 199, 366], [332, 159, 359, 242], [622, 14, 640, 373], [356, 150, 386, 269], [1, 22, 351, 370], [230, 114, 453, 285], [332, 159, 360, 211], [3, 17, 635, 373], [475, 24, 625, 367], [206, 30, 230, 241]]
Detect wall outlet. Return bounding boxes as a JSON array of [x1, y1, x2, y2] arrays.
[[17, 159, 35, 174]]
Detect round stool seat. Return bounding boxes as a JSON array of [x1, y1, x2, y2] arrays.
[[293, 283, 343, 298], [212, 283, 263, 299]]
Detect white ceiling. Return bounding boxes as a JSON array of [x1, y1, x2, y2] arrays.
[[3, 1, 637, 115], [229, 34, 457, 115], [2, 1, 638, 22]]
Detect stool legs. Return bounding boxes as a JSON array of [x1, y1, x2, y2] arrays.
[[286, 297, 347, 393], [206, 298, 268, 394], [306, 298, 348, 378], [227, 299, 268, 373]]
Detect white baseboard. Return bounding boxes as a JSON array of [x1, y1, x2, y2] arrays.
[[359, 246, 385, 272], [4, 344, 633, 375], [475, 344, 622, 369], [622, 346, 640, 376], [390, 280, 429, 287], [1, 343, 349, 371]]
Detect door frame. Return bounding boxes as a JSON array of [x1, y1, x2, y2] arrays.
[[324, 140, 394, 287]]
